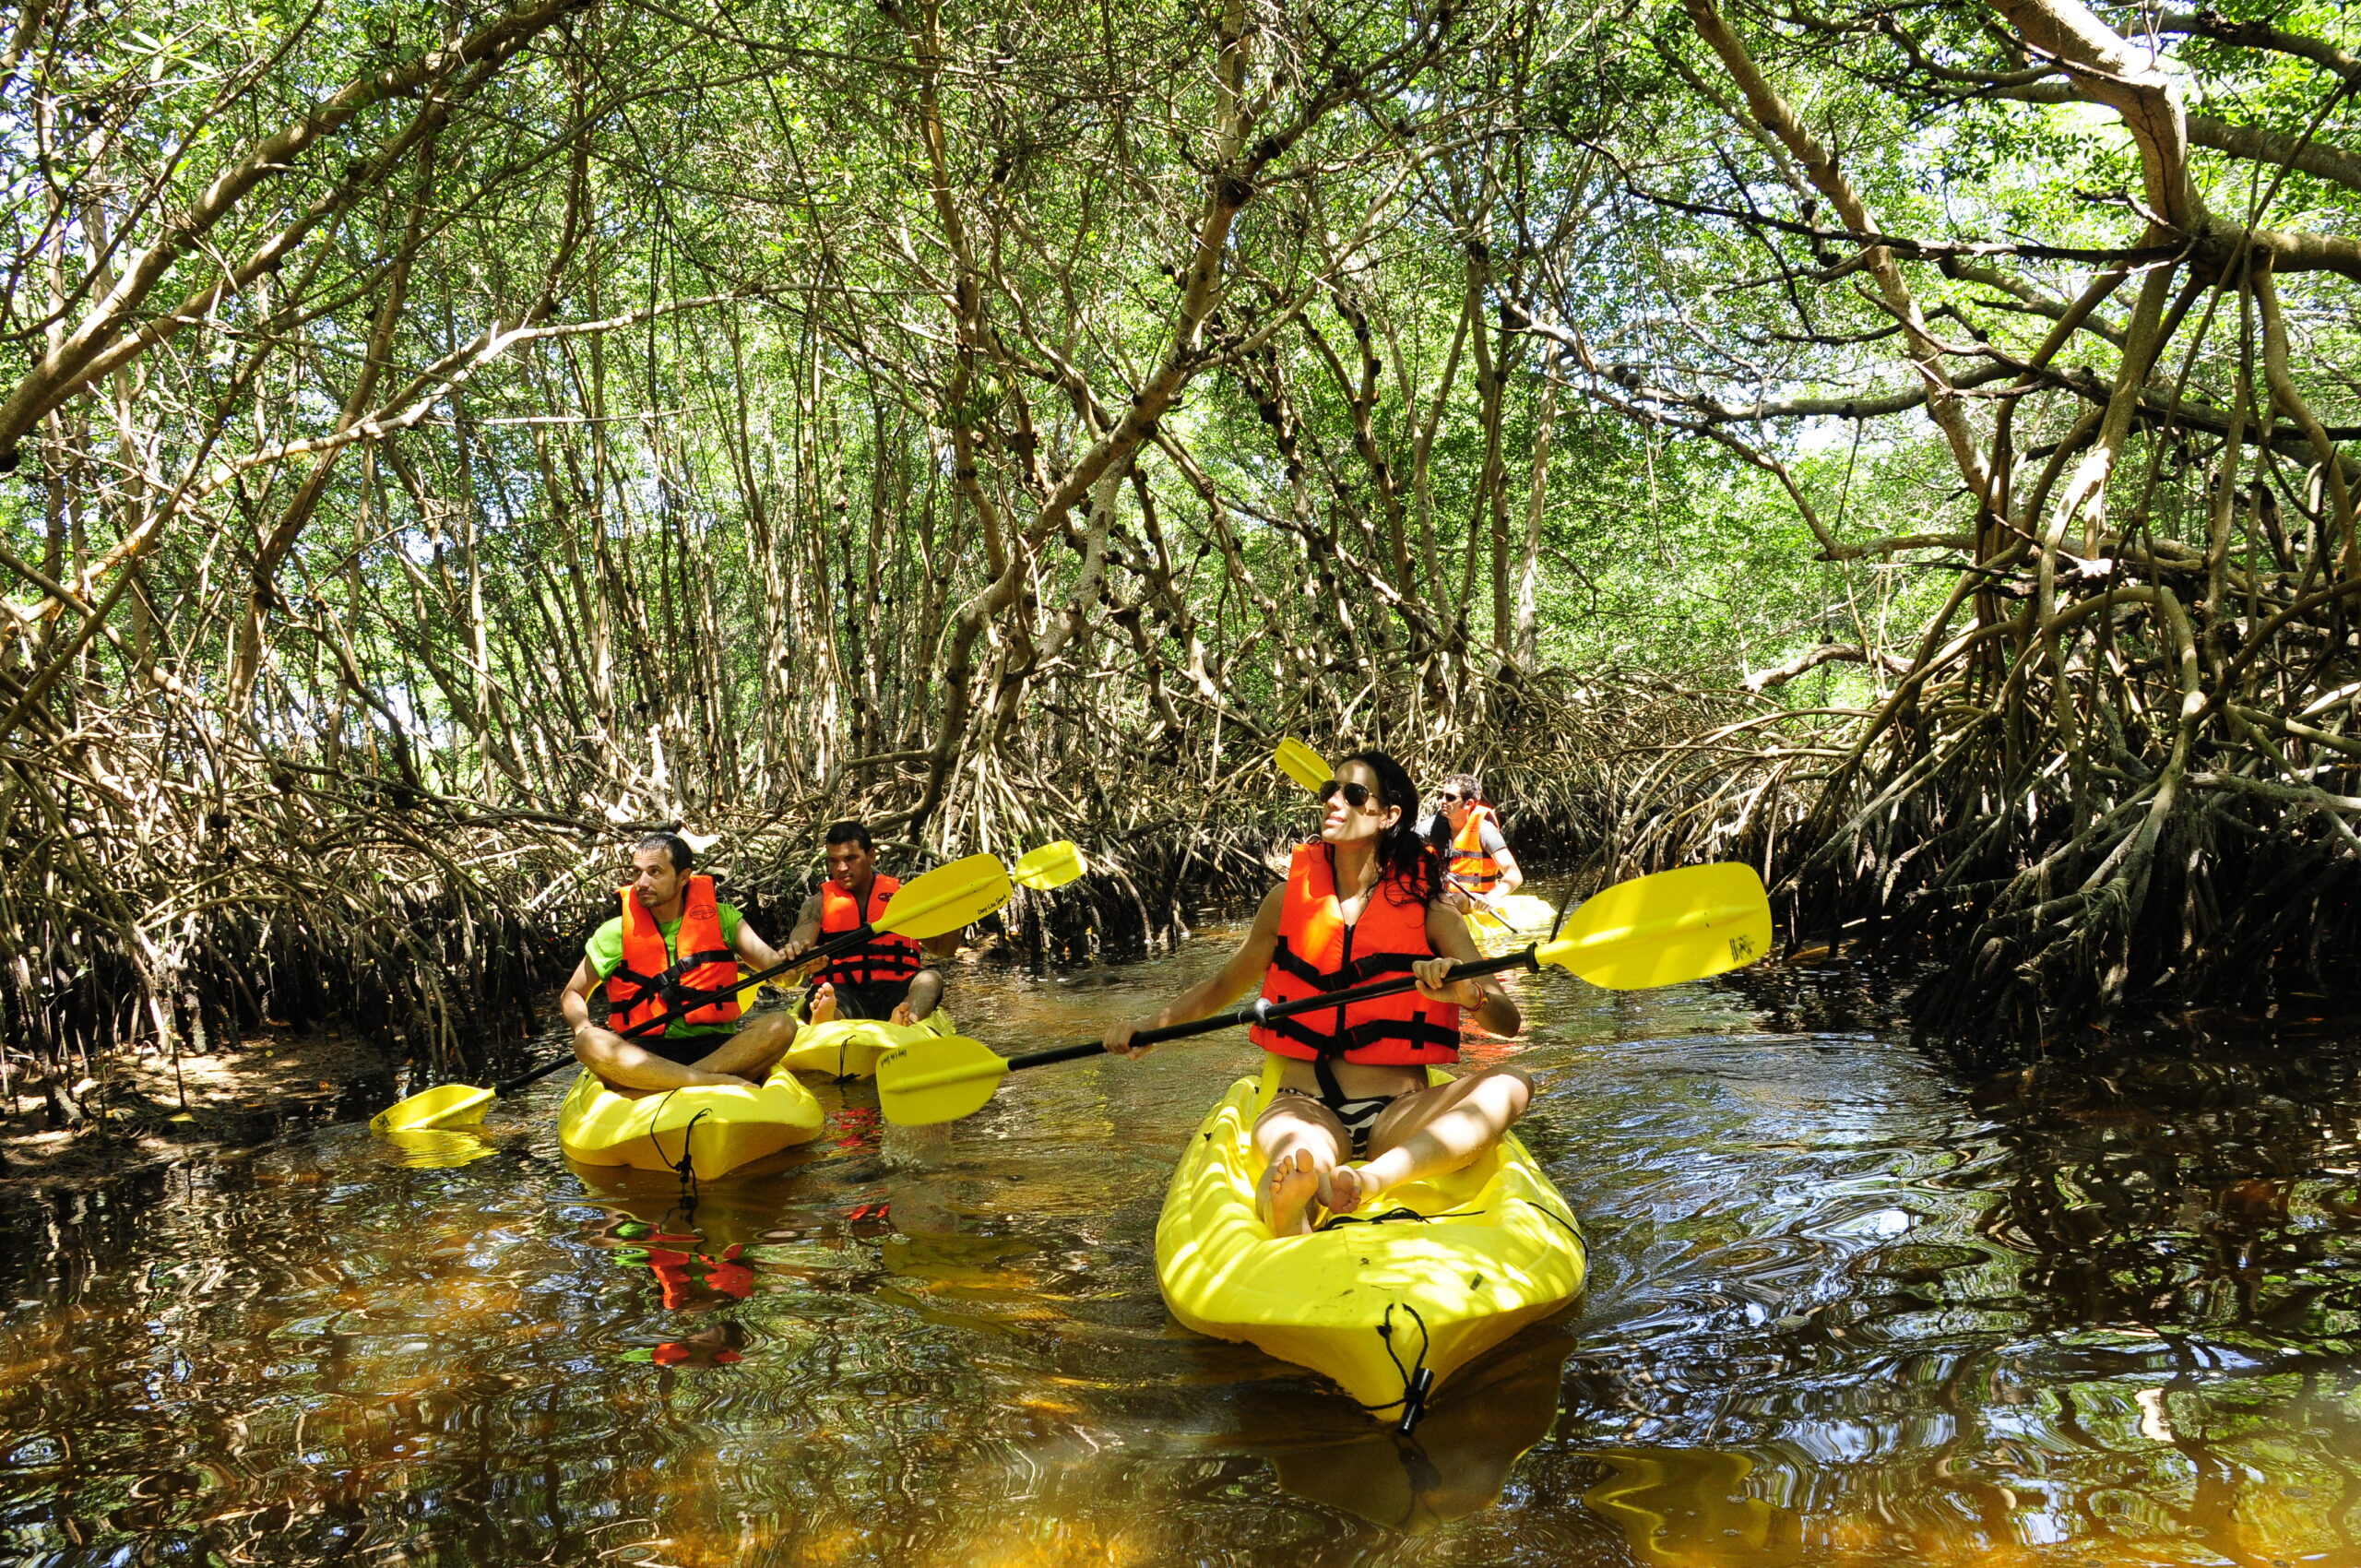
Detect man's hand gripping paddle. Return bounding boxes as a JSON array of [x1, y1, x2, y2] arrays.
[[372, 842, 1087, 1133], [874, 858, 1773, 1126]]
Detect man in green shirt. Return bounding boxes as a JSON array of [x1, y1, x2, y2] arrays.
[[561, 833, 800, 1095]]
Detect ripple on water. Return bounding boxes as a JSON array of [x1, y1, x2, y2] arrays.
[[11, 943, 2361, 1563]]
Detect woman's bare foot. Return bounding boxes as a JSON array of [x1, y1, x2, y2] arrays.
[[807, 984, 838, 1026], [1325, 1162, 1370, 1217], [1264, 1148, 1323, 1237]]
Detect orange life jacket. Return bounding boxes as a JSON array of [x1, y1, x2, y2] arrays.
[[605, 875, 742, 1031], [1449, 803, 1503, 895], [1249, 842, 1461, 1067], [815, 875, 924, 990]]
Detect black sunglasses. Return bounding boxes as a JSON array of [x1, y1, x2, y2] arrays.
[[1439, 791, 1466, 803], [1317, 778, 1378, 810]]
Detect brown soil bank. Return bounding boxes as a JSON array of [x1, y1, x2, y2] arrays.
[[0, 1027, 394, 1185]]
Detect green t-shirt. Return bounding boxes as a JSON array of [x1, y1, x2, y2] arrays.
[[586, 902, 745, 1037]]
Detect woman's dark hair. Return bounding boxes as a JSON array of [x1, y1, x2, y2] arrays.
[[1337, 748, 1443, 906]]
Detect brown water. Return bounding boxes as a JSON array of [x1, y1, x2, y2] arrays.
[[8, 928, 2361, 1566]]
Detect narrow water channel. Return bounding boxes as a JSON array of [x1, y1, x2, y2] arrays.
[[7, 921, 2361, 1566]]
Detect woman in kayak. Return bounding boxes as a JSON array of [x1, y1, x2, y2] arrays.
[[1103, 750, 1529, 1236]]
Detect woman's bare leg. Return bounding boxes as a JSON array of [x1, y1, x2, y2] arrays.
[[1330, 1067, 1533, 1214], [1252, 1095, 1353, 1237]]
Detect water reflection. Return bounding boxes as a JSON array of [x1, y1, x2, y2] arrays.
[[1251, 1325, 1576, 1531], [1580, 1447, 1802, 1567], [9, 939, 2361, 1562], [377, 1126, 499, 1169]]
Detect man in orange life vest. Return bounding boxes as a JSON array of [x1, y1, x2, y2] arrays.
[[561, 833, 801, 1094], [1435, 772, 1525, 920], [780, 820, 956, 1026]]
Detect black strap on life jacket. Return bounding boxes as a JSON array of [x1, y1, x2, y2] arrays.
[[609, 947, 740, 1016], [1267, 934, 1435, 994], [1256, 1009, 1465, 1060], [816, 938, 920, 990], [1265, 927, 1454, 1065]]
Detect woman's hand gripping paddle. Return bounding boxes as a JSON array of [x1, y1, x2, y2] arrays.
[[371, 844, 1086, 1133], [874, 861, 1774, 1126]]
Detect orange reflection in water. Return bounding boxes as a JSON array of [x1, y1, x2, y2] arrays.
[[6, 939, 2361, 1564]]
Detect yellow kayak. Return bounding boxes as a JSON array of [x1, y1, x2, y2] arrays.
[[774, 1008, 954, 1079], [556, 1059, 824, 1180], [1156, 1059, 1585, 1424]]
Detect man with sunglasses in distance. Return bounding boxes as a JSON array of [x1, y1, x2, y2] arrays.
[[1433, 773, 1525, 921]]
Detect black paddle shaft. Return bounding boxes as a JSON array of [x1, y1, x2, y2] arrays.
[[612, 919, 890, 1041], [495, 917, 903, 1094], [496, 1052, 587, 1097], [1003, 946, 1542, 1072], [493, 911, 907, 1095]]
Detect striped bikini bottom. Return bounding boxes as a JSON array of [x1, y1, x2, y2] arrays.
[[1273, 1085, 1405, 1158]]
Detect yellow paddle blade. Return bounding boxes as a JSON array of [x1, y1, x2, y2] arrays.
[[371, 1082, 494, 1133], [1012, 840, 1086, 890], [874, 853, 1013, 939], [875, 1037, 1012, 1125], [1535, 863, 1773, 990], [1275, 737, 1332, 793]]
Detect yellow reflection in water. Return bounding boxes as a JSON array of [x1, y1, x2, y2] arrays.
[[1234, 1322, 1575, 1530], [376, 1127, 497, 1168], [1581, 1447, 1802, 1567]]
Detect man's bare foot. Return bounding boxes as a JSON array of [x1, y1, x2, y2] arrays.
[[889, 1002, 916, 1028], [1264, 1148, 1323, 1237], [808, 984, 838, 1026]]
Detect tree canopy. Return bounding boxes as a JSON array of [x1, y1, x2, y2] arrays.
[[4, 0, 2360, 1099]]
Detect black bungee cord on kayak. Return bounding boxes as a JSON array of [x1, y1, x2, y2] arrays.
[[647, 1089, 708, 1198], [1366, 1301, 1435, 1435], [1316, 1206, 1487, 1230]]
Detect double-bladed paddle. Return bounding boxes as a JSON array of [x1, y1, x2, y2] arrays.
[[372, 841, 1086, 1133], [873, 861, 1772, 1126], [609, 848, 1031, 1041]]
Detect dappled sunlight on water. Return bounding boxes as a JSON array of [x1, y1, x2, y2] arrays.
[[11, 920, 2361, 1563]]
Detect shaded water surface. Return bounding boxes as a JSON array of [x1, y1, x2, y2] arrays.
[[9, 927, 2361, 1565]]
